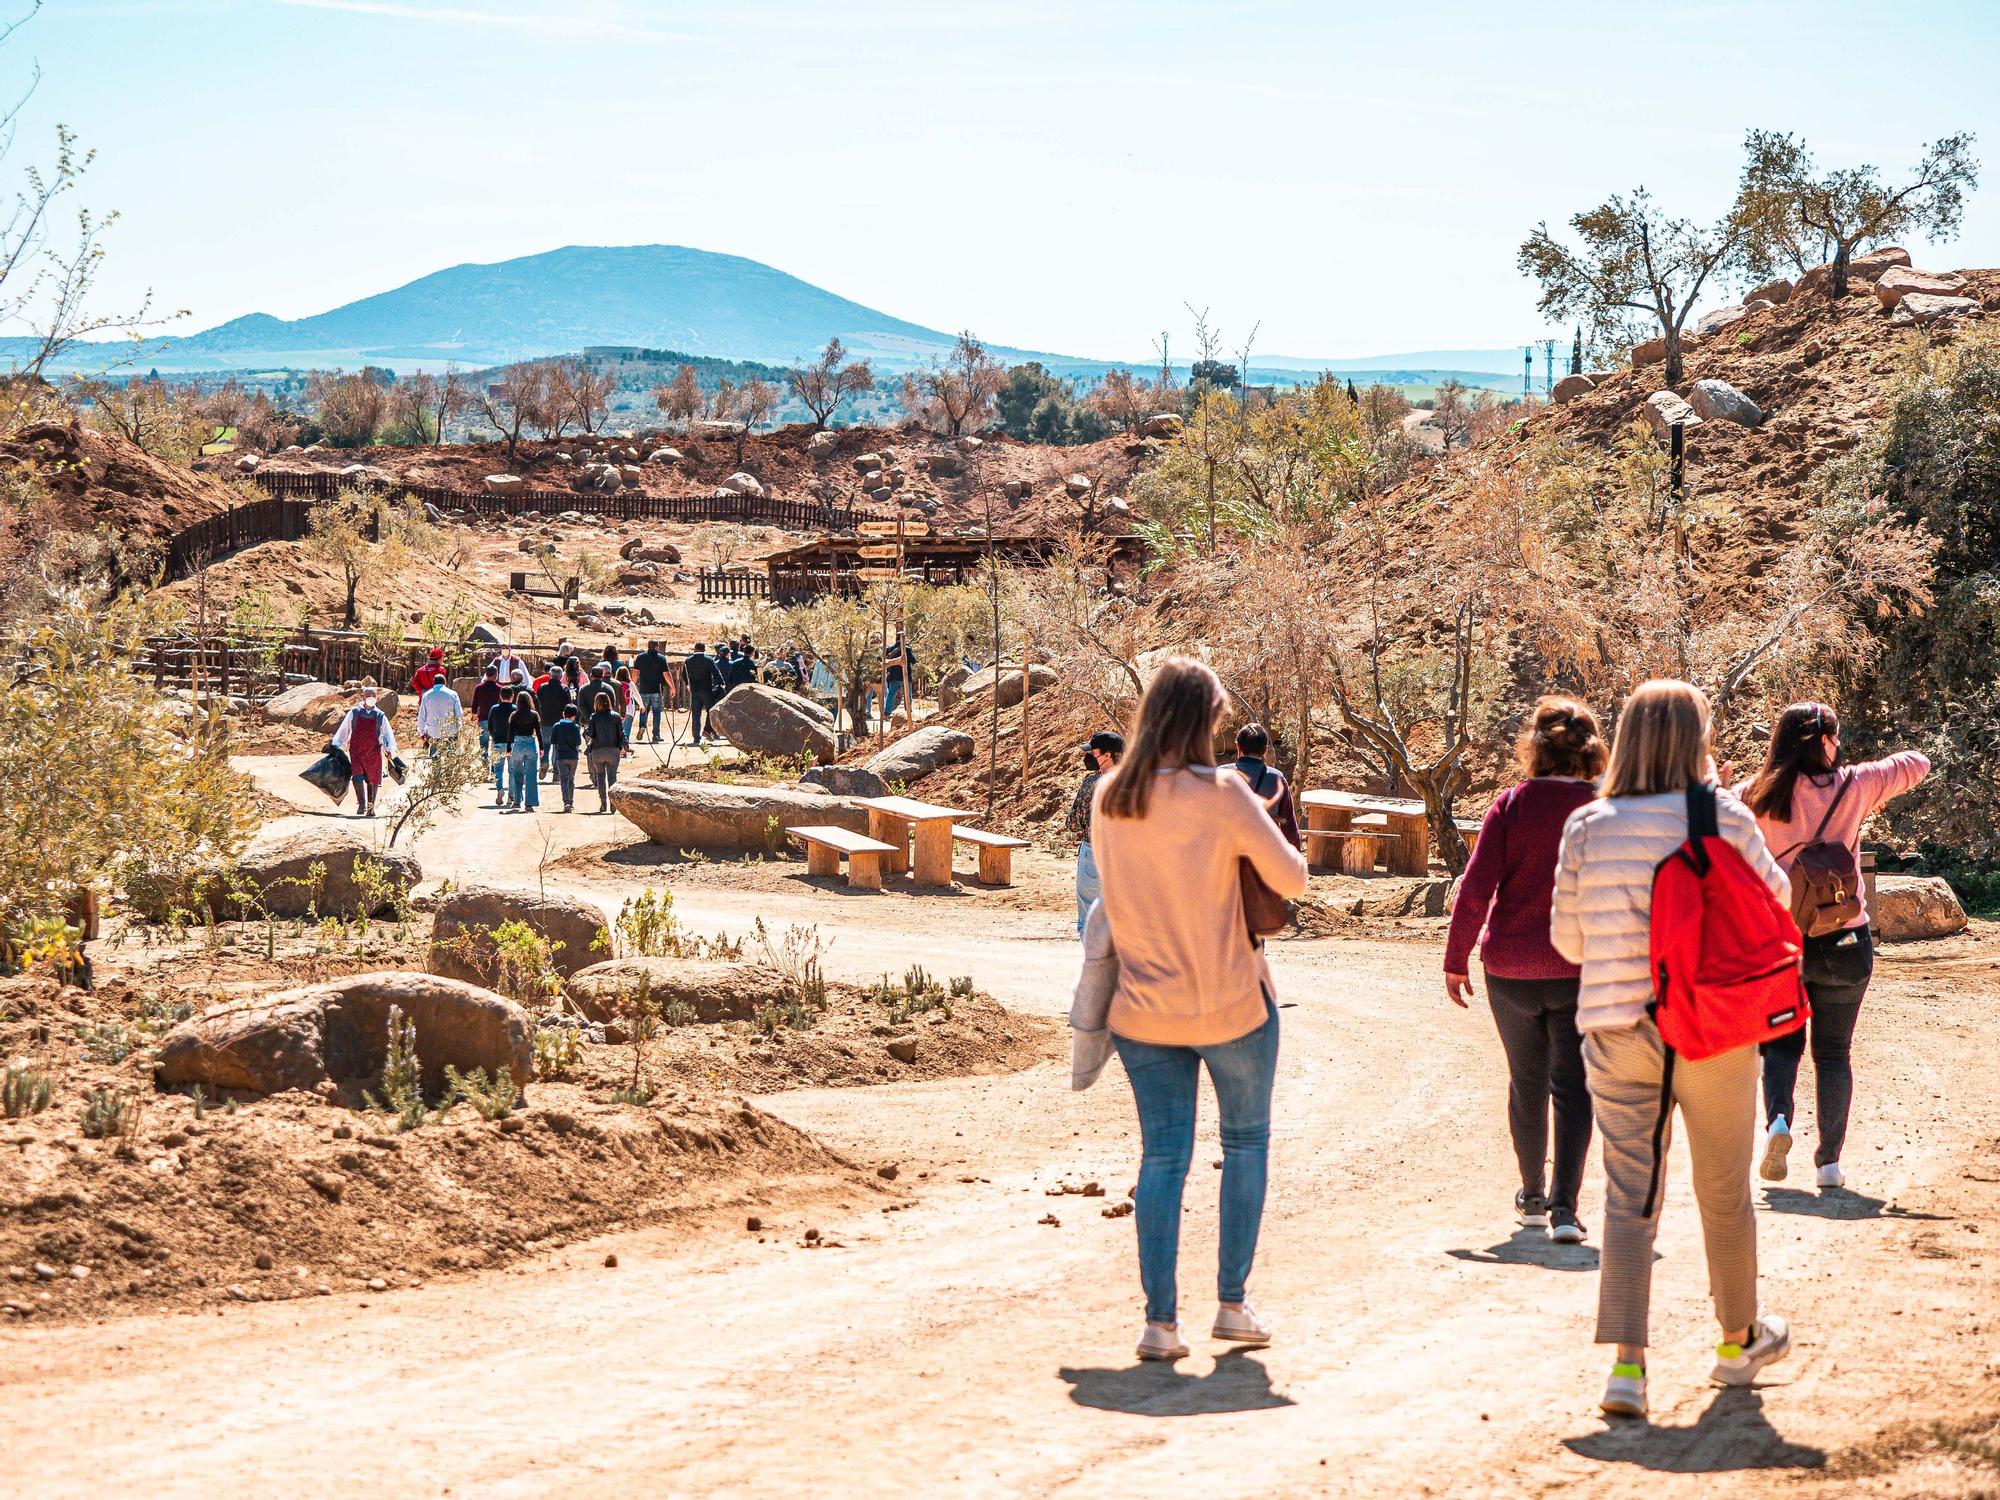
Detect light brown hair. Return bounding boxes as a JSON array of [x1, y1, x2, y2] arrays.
[[1097, 657, 1223, 821], [1602, 679, 1713, 798], [1517, 695, 1608, 780]]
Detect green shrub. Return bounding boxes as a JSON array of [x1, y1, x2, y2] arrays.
[[3, 1064, 53, 1118], [443, 1064, 520, 1120]]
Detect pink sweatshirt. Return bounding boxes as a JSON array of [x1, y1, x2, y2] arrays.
[[1092, 765, 1310, 1047], [1741, 751, 1930, 930]]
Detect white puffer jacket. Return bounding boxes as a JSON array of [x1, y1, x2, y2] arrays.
[[1551, 785, 1789, 1032]]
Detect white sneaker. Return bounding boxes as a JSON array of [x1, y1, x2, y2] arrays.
[[1817, 1162, 1845, 1189], [1212, 1300, 1272, 1346], [1136, 1322, 1189, 1361], [1760, 1117, 1792, 1183], [1712, 1313, 1791, 1387], [1601, 1362, 1648, 1417]]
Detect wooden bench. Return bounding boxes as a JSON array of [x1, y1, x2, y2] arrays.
[[953, 827, 1031, 886], [788, 825, 901, 890], [1309, 828, 1401, 876]]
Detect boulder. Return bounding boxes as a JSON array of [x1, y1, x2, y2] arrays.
[[960, 662, 1058, 709], [957, 435, 983, 450], [807, 430, 839, 454], [620, 465, 644, 485], [1743, 298, 1776, 315], [646, 447, 684, 465], [1002, 478, 1031, 499], [926, 451, 965, 478], [1140, 412, 1185, 438], [1849, 246, 1911, 281], [1551, 373, 1597, 404], [1642, 390, 1704, 440], [1875, 267, 1970, 307], [471, 622, 504, 647], [1747, 276, 1794, 306], [935, 664, 974, 708], [484, 473, 525, 495], [233, 824, 422, 918], [632, 543, 680, 564], [852, 452, 884, 473], [693, 420, 746, 440], [156, 972, 534, 1096], [235, 454, 260, 473], [864, 725, 975, 786], [263, 680, 344, 725], [1693, 304, 1747, 338], [565, 957, 785, 1028], [611, 780, 869, 852], [1793, 264, 1836, 298], [1891, 292, 1982, 328], [1631, 336, 1667, 365], [799, 764, 892, 799], [429, 884, 610, 986], [719, 471, 764, 497], [1065, 473, 1093, 497], [1873, 875, 1968, 942], [708, 683, 838, 761], [1688, 378, 1763, 428]]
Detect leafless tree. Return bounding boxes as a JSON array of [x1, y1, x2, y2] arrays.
[[652, 364, 702, 434], [901, 331, 1005, 435], [476, 362, 553, 470], [553, 357, 616, 435], [787, 337, 874, 429]]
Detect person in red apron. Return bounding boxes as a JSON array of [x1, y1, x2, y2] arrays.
[[331, 688, 400, 817]]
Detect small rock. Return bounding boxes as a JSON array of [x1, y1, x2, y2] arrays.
[[603, 1253, 619, 1269], [32, 1262, 59, 1281], [226, 1284, 256, 1302], [333, 1123, 353, 1140], [746, 1215, 763, 1231], [254, 1252, 274, 1271], [886, 1036, 919, 1064], [1102, 1201, 1134, 1219], [1038, 1213, 1061, 1228], [1082, 1182, 1105, 1198], [877, 1163, 900, 1181], [367, 1277, 388, 1291], [804, 1228, 821, 1243], [69, 1264, 90, 1280]]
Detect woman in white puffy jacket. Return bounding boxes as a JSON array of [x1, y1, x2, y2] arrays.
[[1550, 679, 1793, 1420]]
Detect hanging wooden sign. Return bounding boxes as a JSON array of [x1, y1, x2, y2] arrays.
[[856, 521, 903, 536], [856, 566, 902, 581], [856, 544, 900, 560]]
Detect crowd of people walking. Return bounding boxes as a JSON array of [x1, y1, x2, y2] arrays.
[[1072, 659, 1929, 1422]]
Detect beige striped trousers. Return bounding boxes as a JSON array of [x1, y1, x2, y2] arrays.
[[1582, 1018, 1759, 1347]]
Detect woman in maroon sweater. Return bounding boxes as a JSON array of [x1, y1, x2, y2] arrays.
[[1444, 696, 1606, 1243]]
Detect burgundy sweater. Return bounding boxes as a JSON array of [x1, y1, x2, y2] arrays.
[[1444, 777, 1599, 981]]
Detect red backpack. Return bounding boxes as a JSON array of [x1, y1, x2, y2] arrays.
[[1642, 782, 1808, 1213]]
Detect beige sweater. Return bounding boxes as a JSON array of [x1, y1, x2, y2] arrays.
[[1091, 765, 1310, 1047]]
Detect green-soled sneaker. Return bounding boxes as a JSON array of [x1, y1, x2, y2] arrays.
[[1601, 1362, 1647, 1417]]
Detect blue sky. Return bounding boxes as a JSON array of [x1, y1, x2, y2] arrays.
[[18, 0, 2000, 362]]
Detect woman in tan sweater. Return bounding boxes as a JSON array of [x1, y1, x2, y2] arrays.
[[1092, 658, 1309, 1360]]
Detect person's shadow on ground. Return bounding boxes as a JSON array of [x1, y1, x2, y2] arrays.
[[1565, 1387, 1825, 1473], [1058, 1349, 1294, 1417], [1762, 1186, 1951, 1222], [1445, 1228, 1599, 1271]]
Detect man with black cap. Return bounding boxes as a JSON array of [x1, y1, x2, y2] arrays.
[[1067, 730, 1124, 937], [684, 641, 722, 746]]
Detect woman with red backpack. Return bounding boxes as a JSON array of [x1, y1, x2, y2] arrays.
[[1551, 680, 1794, 1419], [1740, 703, 1929, 1191]]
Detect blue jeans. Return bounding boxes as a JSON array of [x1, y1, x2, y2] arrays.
[[490, 735, 510, 796], [507, 741, 539, 808], [1075, 842, 1100, 937], [1111, 997, 1279, 1324], [641, 691, 664, 739]]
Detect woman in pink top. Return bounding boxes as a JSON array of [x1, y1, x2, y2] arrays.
[[1091, 658, 1309, 1361], [1741, 702, 1930, 1190]]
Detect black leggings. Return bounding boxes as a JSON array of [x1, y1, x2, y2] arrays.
[[1486, 976, 1593, 1212], [1762, 926, 1872, 1167]]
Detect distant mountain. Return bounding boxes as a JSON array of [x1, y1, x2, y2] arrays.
[[102, 244, 1017, 373], [1257, 348, 1541, 378]]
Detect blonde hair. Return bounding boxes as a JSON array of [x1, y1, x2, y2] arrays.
[[1097, 657, 1223, 821], [1601, 679, 1712, 798]]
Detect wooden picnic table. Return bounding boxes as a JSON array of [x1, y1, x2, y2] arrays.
[[1299, 790, 1432, 876], [853, 795, 974, 887]]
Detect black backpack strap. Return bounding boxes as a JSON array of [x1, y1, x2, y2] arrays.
[[1683, 781, 1718, 876], [1808, 770, 1854, 843], [1640, 1044, 1676, 1219]]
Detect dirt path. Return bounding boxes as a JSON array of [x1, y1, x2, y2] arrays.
[[10, 761, 1999, 1498]]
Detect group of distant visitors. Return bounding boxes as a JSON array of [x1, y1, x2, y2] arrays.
[[1069, 661, 1926, 1420]]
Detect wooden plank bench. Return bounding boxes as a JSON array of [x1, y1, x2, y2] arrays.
[[788, 825, 901, 890], [1308, 828, 1401, 876], [953, 827, 1031, 886]]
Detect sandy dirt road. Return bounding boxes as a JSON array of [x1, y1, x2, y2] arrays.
[[8, 758, 1999, 1498]]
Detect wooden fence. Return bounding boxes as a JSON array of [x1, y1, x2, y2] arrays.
[[696, 571, 773, 603], [158, 469, 877, 582]]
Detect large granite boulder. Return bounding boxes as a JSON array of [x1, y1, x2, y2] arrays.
[[1141, 412, 1185, 438], [1688, 379, 1763, 428], [1873, 876, 1968, 942], [1551, 373, 1597, 404], [719, 471, 764, 497], [800, 764, 892, 798], [429, 885, 610, 986], [611, 780, 868, 852], [231, 824, 422, 918], [1693, 304, 1748, 338], [935, 664, 974, 708], [708, 683, 838, 762], [1892, 293, 1982, 328], [1874, 267, 1969, 308], [959, 663, 1058, 710], [1631, 336, 1667, 365], [156, 972, 534, 1096], [1746, 276, 1794, 306], [263, 681, 344, 725], [565, 956, 786, 1028], [865, 725, 975, 786], [1642, 390, 1703, 440], [1849, 246, 1911, 282]]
